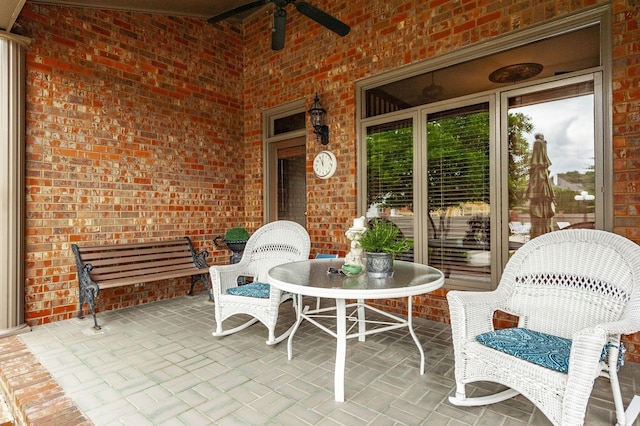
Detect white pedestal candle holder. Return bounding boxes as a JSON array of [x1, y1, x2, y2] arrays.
[[345, 216, 366, 268]]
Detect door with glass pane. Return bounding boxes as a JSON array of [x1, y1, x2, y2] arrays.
[[267, 137, 307, 227], [364, 107, 492, 281], [506, 78, 597, 251], [425, 103, 491, 285]]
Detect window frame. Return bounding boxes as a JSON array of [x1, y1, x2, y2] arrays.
[[420, 95, 499, 289]]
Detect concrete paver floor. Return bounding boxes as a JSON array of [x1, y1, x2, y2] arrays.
[[4, 292, 639, 425]]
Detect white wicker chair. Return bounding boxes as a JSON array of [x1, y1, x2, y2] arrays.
[[447, 229, 640, 426], [209, 220, 310, 345]]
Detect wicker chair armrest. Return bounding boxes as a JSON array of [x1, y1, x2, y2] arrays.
[[209, 263, 252, 296], [447, 290, 510, 340], [209, 262, 249, 275], [592, 319, 640, 337], [562, 327, 609, 424], [569, 327, 609, 371]]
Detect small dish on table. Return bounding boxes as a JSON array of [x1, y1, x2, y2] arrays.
[[341, 264, 362, 276]]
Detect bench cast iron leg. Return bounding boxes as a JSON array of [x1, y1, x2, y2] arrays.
[[189, 272, 211, 301], [185, 239, 210, 300], [78, 264, 101, 330]]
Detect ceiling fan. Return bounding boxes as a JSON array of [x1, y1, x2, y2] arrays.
[[207, 0, 350, 51]]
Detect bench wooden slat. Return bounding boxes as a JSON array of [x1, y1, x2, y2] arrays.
[[78, 250, 191, 263], [75, 241, 190, 254], [97, 267, 204, 289], [80, 251, 194, 269], [75, 239, 189, 252], [76, 241, 191, 262], [89, 259, 198, 281]]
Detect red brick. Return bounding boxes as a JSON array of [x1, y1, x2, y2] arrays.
[[0, 337, 90, 425]]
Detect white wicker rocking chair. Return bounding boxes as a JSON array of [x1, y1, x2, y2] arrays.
[[448, 229, 640, 426], [209, 220, 310, 345]]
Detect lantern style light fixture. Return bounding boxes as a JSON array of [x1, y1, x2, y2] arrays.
[[308, 93, 329, 145]]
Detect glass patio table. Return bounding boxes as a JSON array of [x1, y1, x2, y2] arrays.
[[267, 258, 445, 402]]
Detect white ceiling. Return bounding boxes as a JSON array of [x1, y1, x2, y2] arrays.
[[1, 0, 261, 31]]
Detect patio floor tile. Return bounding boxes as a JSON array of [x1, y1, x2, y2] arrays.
[[0, 292, 635, 425]]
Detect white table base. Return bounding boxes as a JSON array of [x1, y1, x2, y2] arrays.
[[288, 294, 425, 402]]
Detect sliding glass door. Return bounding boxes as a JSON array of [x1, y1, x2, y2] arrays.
[[365, 116, 415, 261], [425, 103, 491, 285], [505, 76, 598, 248]]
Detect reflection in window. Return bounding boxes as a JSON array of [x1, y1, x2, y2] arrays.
[[277, 144, 306, 226], [426, 104, 491, 284], [365, 119, 414, 261], [273, 112, 305, 135], [365, 25, 600, 118], [508, 82, 595, 249]]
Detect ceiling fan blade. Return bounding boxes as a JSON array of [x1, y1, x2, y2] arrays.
[[207, 0, 268, 24], [272, 8, 287, 51], [294, 1, 350, 36]]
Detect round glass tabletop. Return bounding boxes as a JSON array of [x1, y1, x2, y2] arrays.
[[267, 258, 444, 299]]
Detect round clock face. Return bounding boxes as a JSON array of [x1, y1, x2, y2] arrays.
[[313, 150, 337, 179]]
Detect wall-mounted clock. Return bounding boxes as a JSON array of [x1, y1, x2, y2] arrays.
[[313, 150, 337, 179]]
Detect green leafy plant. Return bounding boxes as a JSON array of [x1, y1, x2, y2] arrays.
[[358, 218, 413, 258], [224, 227, 250, 242]]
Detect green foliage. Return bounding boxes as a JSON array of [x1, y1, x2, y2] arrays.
[[426, 111, 491, 209], [553, 186, 595, 214], [507, 112, 534, 209], [364, 110, 539, 214], [558, 169, 595, 194], [366, 121, 413, 209], [364, 107, 597, 221], [224, 227, 249, 242], [358, 219, 413, 257]]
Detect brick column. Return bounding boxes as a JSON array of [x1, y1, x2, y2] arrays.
[[0, 34, 30, 337]]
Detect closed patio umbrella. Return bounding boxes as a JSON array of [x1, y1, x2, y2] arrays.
[[525, 133, 555, 239]]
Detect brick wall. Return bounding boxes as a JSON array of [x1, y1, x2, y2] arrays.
[[16, 0, 640, 360], [18, 4, 246, 324]]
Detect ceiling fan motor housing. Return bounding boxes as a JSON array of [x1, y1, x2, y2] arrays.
[[208, 0, 350, 50]]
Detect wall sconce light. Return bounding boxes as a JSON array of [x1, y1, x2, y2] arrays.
[[308, 93, 329, 145]]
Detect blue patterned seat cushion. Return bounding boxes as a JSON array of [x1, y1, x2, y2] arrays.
[[226, 282, 270, 298], [476, 328, 626, 374], [476, 328, 571, 373]]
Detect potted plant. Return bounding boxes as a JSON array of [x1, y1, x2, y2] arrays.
[[358, 218, 413, 277], [214, 227, 250, 264]]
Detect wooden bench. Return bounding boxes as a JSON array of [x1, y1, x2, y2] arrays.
[[72, 237, 209, 329]]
